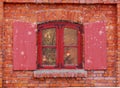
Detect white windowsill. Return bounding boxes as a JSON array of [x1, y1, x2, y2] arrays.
[[34, 69, 87, 78]]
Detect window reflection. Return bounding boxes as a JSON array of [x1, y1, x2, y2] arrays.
[[42, 48, 56, 65], [42, 28, 56, 45], [64, 47, 77, 65], [64, 28, 77, 46]]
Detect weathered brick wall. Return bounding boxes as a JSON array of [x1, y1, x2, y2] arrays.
[[0, 1, 3, 88], [117, 4, 120, 87], [2, 3, 118, 87]]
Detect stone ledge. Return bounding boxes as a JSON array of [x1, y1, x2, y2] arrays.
[[34, 69, 87, 78]]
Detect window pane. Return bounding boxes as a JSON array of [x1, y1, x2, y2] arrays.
[[64, 28, 77, 46], [42, 28, 56, 45], [64, 47, 77, 65], [42, 48, 56, 65]]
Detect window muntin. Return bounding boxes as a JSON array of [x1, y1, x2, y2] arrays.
[[37, 21, 82, 69]]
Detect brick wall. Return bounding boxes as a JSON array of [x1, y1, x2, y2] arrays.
[[117, 3, 120, 87], [0, 0, 120, 87], [0, 1, 3, 88]]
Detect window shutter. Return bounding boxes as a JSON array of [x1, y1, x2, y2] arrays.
[[13, 21, 37, 70], [84, 21, 107, 70]]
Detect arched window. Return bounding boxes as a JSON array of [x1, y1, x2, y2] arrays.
[[37, 21, 83, 69]]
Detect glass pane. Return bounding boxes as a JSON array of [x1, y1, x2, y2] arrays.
[[64, 28, 77, 46], [42, 48, 56, 65], [64, 47, 77, 65], [42, 28, 56, 45]]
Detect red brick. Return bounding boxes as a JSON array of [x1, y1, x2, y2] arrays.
[[37, 0, 48, 3], [71, 83, 84, 87], [73, 0, 79, 3]]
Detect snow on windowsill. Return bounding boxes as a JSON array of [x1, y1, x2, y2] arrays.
[[34, 69, 87, 78]]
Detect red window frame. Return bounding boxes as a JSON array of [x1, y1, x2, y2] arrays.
[[37, 21, 83, 69]]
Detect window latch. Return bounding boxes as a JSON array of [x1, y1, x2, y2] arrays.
[[37, 64, 44, 68]]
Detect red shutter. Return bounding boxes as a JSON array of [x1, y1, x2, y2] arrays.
[[13, 21, 37, 70], [84, 21, 107, 70]]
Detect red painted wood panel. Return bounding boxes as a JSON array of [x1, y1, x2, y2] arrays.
[[13, 21, 37, 70], [84, 21, 107, 70]]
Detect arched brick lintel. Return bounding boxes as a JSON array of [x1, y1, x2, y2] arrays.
[[37, 9, 83, 24]]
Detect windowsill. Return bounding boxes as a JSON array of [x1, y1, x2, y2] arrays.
[[34, 69, 87, 78]]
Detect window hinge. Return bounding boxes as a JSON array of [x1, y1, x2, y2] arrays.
[[78, 26, 84, 33], [77, 64, 83, 68], [38, 29, 40, 32], [37, 64, 44, 68], [37, 26, 43, 32]]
